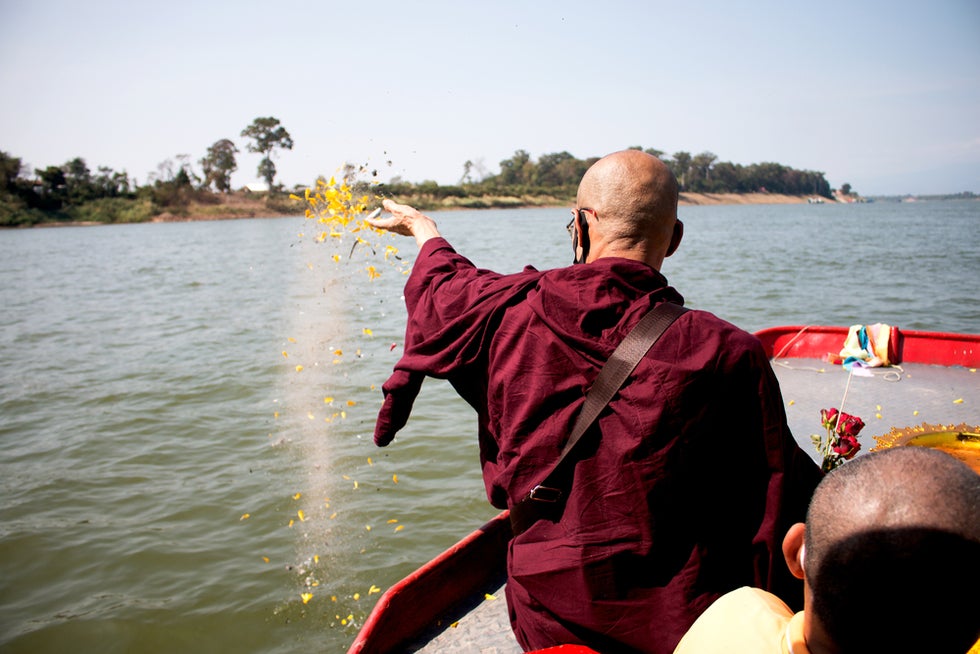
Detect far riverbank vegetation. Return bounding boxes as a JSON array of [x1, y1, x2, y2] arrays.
[[0, 116, 887, 228]]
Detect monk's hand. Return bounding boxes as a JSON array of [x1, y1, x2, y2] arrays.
[[369, 199, 441, 247]]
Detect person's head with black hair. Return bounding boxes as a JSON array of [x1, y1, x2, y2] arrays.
[[781, 447, 980, 653]]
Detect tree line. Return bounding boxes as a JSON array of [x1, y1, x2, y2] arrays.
[[1, 117, 294, 226], [3, 128, 840, 226], [376, 147, 834, 204]]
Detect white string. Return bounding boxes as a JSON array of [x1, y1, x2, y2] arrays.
[[835, 369, 855, 431]]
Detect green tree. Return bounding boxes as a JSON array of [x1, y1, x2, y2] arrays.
[[669, 151, 692, 190], [1, 151, 23, 191], [240, 117, 293, 189], [498, 149, 532, 185], [200, 139, 238, 193], [841, 183, 852, 196]]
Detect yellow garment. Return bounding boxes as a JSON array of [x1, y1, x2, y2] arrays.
[[672, 587, 809, 654]]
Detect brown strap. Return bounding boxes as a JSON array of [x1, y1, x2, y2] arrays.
[[509, 301, 687, 536]]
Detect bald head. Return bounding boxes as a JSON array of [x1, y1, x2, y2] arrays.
[[805, 448, 980, 651], [576, 150, 679, 264]]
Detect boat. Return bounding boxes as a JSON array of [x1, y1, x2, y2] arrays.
[[348, 325, 980, 654]]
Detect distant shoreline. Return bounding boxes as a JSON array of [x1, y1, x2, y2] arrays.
[[14, 191, 832, 228]]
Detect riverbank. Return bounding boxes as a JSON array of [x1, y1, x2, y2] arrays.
[[7, 191, 832, 228], [155, 190, 825, 222]]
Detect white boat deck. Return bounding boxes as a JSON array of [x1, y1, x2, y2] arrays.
[[405, 358, 979, 652]]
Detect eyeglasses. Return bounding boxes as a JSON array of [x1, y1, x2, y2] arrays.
[[566, 207, 596, 235]]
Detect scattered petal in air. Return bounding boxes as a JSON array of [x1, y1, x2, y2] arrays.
[[282, 351, 288, 358], [485, 593, 497, 601], [954, 398, 964, 404], [353, 480, 359, 489], [288, 519, 294, 528], [287, 337, 296, 343], [362, 328, 373, 336], [324, 397, 334, 404], [365, 525, 371, 531], [334, 349, 343, 356], [394, 525, 404, 532], [346, 400, 357, 407], [392, 474, 398, 484], [390, 343, 398, 351], [329, 512, 337, 519], [298, 510, 306, 521], [314, 554, 319, 563], [913, 410, 919, 416], [368, 585, 381, 595], [262, 556, 270, 563], [295, 365, 304, 372], [451, 621, 459, 628], [353, 593, 360, 601], [367, 457, 373, 465], [240, 513, 250, 520], [293, 493, 302, 500], [788, 399, 795, 405], [301, 593, 313, 604], [387, 519, 398, 524]]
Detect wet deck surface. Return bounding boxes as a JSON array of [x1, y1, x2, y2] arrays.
[[410, 358, 979, 652]]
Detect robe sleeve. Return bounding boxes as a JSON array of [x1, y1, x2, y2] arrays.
[[374, 237, 541, 446]]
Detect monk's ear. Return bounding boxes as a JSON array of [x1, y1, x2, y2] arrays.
[[782, 522, 806, 580], [665, 219, 683, 257]]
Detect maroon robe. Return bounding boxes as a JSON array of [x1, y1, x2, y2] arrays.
[[374, 238, 820, 654]]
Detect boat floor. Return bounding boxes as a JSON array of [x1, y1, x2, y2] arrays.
[[409, 358, 979, 653]]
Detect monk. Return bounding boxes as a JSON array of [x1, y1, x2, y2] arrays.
[[368, 150, 821, 653], [673, 447, 980, 653]]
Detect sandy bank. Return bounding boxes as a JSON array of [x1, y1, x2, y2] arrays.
[[159, 192, 826, 221]]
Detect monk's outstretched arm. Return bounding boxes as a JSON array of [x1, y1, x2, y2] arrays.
[[368, 198, 441, 249]]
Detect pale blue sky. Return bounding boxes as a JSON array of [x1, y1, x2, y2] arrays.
[[1, 0, 978, 195]]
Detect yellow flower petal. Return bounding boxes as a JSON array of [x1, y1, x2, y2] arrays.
[[485, 593, 497, 601], [293, 492, 302, 500], [301, 593, 313, 604], [295, 365, 304, 372], [394, 524, 404, 532], [954, 398, 964, 404], [392, 474, 398, 484], [298, 510, 306, 521], [240, 513, 250, 520], [368, 585, 381, 594], [362, 328, 373, 336]]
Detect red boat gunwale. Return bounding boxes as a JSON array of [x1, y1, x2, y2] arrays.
[[347, 512, 513, 654], [755, 325, 980, 367]]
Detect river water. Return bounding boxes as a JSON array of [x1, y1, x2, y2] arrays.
[[1, 200, 977, 653]]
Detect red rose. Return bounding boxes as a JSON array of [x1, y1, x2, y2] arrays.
[[833, 433, 861, 459], [820, 408, 840, 431], [836, 413, 865, 439]]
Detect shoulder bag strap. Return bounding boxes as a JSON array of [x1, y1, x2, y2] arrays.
[[509, 301, 687, 536]]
